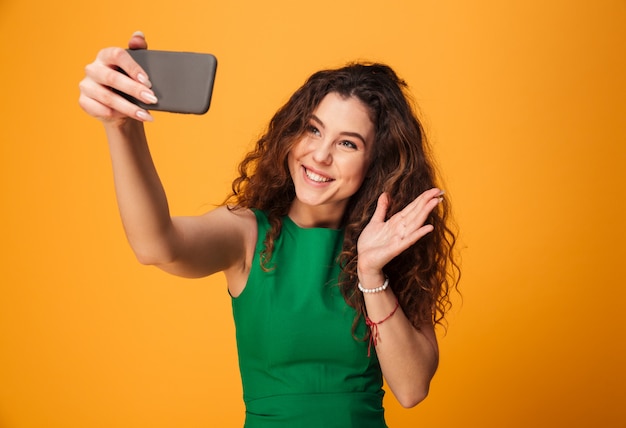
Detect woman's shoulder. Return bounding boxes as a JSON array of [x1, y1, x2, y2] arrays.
[[211, 205, 257, 228], [195, 206, 258, 247]]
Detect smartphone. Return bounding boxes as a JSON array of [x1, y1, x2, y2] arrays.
[[116, 49, 218, 115]]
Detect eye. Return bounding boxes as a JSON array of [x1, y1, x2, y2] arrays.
[[307, 125, 321, 137], [339, 140, 358, 150]]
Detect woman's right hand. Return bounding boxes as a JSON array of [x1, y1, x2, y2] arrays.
[[78, 31, 157, 124]]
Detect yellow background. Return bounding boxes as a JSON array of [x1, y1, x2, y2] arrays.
[[1, 1, 625, 427]]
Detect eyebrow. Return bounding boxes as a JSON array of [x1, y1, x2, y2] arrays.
[[310, 115, 368, 145]]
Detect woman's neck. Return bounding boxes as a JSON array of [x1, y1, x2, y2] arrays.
[[287, 200, 346, 229]]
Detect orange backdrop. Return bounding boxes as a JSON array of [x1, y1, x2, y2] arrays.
[[1, 1, 625, 427]]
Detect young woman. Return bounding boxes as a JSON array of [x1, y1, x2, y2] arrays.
[[79, 32, 459, 427]]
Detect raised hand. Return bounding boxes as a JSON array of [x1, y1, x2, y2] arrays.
[[357, 188, 444, 277], [78, 31, 157, 123]]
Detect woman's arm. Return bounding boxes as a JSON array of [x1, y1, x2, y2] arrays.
[[78, 33, 251, 280], [357, 189, 444, 407], [104, 122, 252, 279], [360, 280, 439, 408]]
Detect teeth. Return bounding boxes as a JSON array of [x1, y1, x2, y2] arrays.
[[305, 168, 332, 183]]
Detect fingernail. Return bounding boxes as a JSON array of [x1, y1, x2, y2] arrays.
[[132, 30, 145, 38], [136, 110, 154, 122], [437, 189, 446, 196], [141, 91, 158, 104], [137, 73, 152, 88]]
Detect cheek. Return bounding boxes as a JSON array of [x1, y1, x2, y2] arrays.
[[357, 158, 371, 179], [288, 139, 304, 159], [344, 159, 370, 189], [287, 139, 308, 165]]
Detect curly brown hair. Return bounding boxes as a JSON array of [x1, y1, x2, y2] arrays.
[[226, 62, 460, 334]]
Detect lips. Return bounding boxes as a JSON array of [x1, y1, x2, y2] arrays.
[[304, 167, 333, 183]]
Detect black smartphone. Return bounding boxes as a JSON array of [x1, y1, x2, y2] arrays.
[[116, 49, 218, 115]]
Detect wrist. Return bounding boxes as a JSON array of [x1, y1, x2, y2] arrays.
[[103, 116, 144, 132], [358, 275, 389, 293], [357, 262, 383, 281], [357, 266, 387, 292]]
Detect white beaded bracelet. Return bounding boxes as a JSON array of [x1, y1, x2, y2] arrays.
[[358, 276, 389, 294]]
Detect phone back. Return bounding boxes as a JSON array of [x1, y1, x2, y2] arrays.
[[126, 49, 217, 115]]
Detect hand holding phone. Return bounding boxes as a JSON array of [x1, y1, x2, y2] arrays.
[[116, 49, 218, 115]]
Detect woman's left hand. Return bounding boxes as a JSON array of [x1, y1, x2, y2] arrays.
[[357, 188, 444, 277]]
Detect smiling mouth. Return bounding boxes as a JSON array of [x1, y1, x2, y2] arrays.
[[304, 167, 333, 183]]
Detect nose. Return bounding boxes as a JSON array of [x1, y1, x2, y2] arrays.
[[311, 140, 332, 165]]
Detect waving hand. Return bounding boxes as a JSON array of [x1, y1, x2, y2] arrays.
[[357, 188, 444, 276]]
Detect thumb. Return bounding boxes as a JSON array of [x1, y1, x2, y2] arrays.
[[128, 31, 148, 50], [371, 193, 390, 223]]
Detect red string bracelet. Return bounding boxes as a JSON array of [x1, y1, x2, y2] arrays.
[[365, 300, 400, 357]]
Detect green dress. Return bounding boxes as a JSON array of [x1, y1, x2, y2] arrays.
[[231, 210, 387, 427]]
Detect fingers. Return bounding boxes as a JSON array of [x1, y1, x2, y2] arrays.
[[390, 188, 444, 240], [402, 188, 443, 218], [79, 73, 153, 122], [371, 193, 390, 224], [79, 39, 157, 122], [95, 46, 152, 90], [378, 188, 443, 226], [358, 189, 444, 270], [128, 30, 148, 50]]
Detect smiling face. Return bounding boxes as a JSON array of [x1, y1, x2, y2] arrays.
[[287, 92, 375, 228]]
